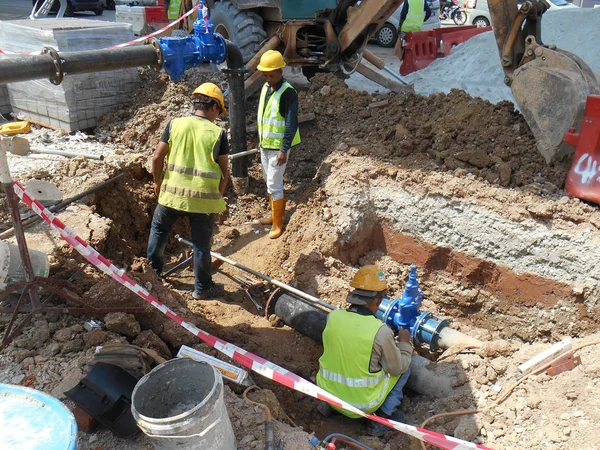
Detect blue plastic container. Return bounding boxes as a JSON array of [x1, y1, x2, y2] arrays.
[[0, 383, 78, 450]]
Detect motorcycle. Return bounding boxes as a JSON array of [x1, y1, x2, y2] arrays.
[[439, 0, 468, 25]]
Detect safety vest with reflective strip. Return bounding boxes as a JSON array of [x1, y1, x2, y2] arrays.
[[401, 0, 426, 32], [159, 116, 226, 214], [167, 0, 181, 20], [317, 310, 400, 418], [257, 81, 301, 150]]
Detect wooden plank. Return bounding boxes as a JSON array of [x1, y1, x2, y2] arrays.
[[244, 70, 265, 98]]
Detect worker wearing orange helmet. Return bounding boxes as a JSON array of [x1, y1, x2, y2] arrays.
[[255, 50, 301, 239], [317, 266, 413, 437], [147, 82, 229, 300]]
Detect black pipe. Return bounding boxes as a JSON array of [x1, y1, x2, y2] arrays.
[[0, 46, 160, 85], [274, 293, 329, 343], [223, 40, 248, 179]]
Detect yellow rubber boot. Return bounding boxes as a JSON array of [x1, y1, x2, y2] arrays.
[[258, 195, 273, 225], [269, 197, 285, 239]]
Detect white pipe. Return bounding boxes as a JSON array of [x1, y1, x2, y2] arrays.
[[438, 327, 483, 350]]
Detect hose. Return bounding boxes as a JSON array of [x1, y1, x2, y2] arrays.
[[243, 385, 274, 450], [322, 433, 373, 450], [418, 338, 600, 450]]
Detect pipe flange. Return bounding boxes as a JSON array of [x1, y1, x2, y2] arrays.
[[265, 287, 284, 319], [148, 39, 164, 71], [42, 46, 63, 86], [413, 312, 450, 352]]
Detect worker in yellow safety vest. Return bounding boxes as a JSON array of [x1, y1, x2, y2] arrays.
[[255, 50, 301, 239], [147, 83, 229, 300], [162, 0, 181, 22], [394, 0, 432, 59], [316, 266, 413, 437]]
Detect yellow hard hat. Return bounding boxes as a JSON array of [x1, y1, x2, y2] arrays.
[[257, 50, 286, 72], [350, 265, 387, 293], [192, 82, 226, 115]]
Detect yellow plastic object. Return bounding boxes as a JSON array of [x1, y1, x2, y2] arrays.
[[257, 50, 286, 72], [350, 265, 387, 292], [0, 121, 31, 136], [192, 82, 226, 115]]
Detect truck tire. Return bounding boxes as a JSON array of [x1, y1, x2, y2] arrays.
[[210, 0, 267, 64]]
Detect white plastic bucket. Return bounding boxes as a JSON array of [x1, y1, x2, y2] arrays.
[[0, 240, 50, 290], [131, 359, 237, 450]]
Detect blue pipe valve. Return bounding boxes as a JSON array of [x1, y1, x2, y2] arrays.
[[156, 0, 226, 81], [376, 265, 449, 351]]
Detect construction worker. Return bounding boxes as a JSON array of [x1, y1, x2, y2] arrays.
[[255, 50, 301, 239], [147, 82, 229, 300], [317, 266, 413, 437], [394, 0, 432, 59], [162, 0, 181, 23]]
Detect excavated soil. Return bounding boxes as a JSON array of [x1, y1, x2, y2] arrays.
[[2, 69, 600, 450]]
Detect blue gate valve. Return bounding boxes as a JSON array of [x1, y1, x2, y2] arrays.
[[156, 0, 226, 81], [376, 265, 450, 351]]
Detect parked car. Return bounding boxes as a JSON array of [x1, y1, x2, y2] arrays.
[[372, 0, 442, 47], [569, 0, 600, 6], [464, 0, 491, 27], [518, 0, 578, 9], [31, 0, 111, 16]]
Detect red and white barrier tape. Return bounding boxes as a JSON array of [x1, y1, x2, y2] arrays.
[[0, 4, 200, 56], [11, 179, 493, 450]]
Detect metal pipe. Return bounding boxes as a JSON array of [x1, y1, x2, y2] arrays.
[[228, 148, 258, 160], [174, 234, 336, 311], [0, 45, 161, 85], [223, 40, 249, 179], [28, 148, 104, 160]]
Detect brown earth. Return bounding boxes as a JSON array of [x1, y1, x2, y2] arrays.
[[2, 69, 600, 450]]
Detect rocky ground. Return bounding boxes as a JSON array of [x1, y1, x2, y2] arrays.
[[1, 67, 600, 450]]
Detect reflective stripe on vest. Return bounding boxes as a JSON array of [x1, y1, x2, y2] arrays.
[[168, 0, 181, 20], [257, 81, 301, 149], [401, 0, 426, 32], [159, 116, 226, 214], [316, 310, 400, 418]]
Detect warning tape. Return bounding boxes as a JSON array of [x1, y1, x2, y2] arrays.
[[0, 4, 200, 56], [11, 179, 493, 450]]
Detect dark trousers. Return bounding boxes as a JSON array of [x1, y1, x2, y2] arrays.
[[147, 204, 214, 292]]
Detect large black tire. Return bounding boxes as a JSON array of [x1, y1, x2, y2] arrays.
[[375, 23, 398, 48], [106, 0, 115, 10], [210, 0, 267, 64], [94, 4, 103, 15]]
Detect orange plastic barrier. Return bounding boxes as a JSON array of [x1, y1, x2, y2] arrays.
[[400, 25, 492, 75]]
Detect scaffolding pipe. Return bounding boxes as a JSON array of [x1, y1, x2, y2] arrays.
[[174, 235, 336, 311]]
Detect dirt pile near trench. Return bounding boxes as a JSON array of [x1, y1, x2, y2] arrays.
[[299, 74, 570, 191], [97, 68, 227, 155]]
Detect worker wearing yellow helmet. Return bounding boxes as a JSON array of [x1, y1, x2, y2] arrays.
[[147, 82, 229, 300], [255, 50, 301, 239], [317, 266, 413, 437]]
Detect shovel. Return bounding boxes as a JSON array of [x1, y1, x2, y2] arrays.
[[7, 136, 104, 161]]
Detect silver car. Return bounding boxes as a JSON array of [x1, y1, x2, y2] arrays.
[[373, 0, 442, 47]]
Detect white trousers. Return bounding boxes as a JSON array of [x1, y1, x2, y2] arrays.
[[260, 148, 288, 201]]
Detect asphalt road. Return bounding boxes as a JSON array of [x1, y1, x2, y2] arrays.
[[0, 0, 116, 21]]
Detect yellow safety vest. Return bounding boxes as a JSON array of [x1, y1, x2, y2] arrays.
[[159, 116, 226, 214], [257, 81, 301, 150], [317, 310, 400, 418], [401, 0, 426, 32], [168, 0, 181, 21]]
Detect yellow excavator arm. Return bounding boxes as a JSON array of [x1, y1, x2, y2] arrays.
[[487, 0, 600, 163]]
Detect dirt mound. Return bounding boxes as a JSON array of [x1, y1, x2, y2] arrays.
[[97, 68, 227, 155], [299, 74, 570, 191]]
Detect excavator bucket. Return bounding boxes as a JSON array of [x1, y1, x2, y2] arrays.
[[488, 0, 600, 164], [510, 45, 600, 164]]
